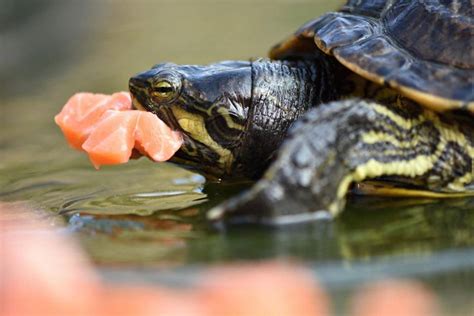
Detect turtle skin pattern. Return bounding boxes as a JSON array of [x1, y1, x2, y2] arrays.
[[208, 0, 474, 225], [208, 98, 473, 225]]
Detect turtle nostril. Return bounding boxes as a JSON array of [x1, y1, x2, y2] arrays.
[[129, 75, 148, 91]]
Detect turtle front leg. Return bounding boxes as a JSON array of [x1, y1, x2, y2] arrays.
[[208, 99, 473, 225]]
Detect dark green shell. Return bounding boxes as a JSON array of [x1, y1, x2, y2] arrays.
[[270, 0, 474, 113]]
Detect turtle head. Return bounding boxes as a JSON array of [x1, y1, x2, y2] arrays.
[[129, 59, 333, 180], [129, 61, 252, 179]]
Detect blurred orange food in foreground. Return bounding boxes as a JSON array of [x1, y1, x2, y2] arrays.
[[0, 202, 439, 316], [351, 280, 439, 316]]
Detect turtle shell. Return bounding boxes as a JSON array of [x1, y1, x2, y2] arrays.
[[270, 0, 474, 113]]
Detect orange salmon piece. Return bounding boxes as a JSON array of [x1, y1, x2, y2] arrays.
[[56, 92, 183, 168], [82, 111, 183, 168], [134, 111, 183, 162], [82, 110, 139, 169], [54, 92, 131, 149]]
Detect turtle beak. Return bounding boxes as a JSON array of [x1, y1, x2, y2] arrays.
[[129, 75, 148, 95], [130, 95, 146, 111], [128, 76, 149, 111], [129, 73, 148, 89]]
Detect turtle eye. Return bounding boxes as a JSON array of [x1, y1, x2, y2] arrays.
[[152, 80, 176, 100], [150, 71, 182, 104]]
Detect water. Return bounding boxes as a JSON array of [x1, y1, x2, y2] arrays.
[[1, 1, 473, 314]]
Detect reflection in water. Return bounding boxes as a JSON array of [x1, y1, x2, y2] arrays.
[[0, 160, 207, 216], [71, 212, 198, 266], [186, 197, 474, 264], [337, 196, 474, 260]]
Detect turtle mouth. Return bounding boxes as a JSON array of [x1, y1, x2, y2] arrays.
[[129, 89, 182, 133], [130, 94, 147, 111], [130, 94, 199, 163], [130, 93, 226, 177], [153, 105, 182, 133]]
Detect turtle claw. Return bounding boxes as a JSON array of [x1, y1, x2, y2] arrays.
[[207, 180, 333, 227], [207, 181, 271, 225]]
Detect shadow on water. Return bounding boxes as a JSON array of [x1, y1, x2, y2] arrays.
[[1, 0, 473, 314]]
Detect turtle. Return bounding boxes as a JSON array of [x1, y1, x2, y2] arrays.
[[128, 0, 474, 225]]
